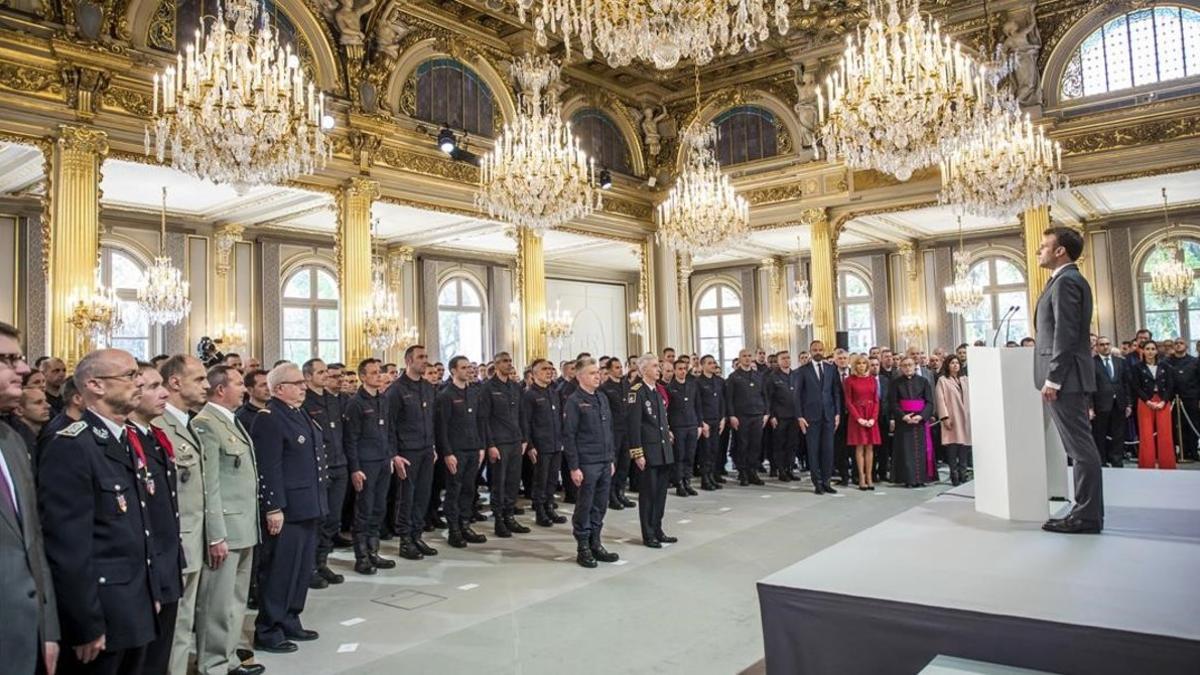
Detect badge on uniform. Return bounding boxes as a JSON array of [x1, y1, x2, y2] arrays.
[[145, 476, 156, 496], [645, 400, 652, 414], [330, 421, 337, 428], [116, 492, 128, 513], [93, 426, 110, 440], [181, 467, 191, 483], [298, 435, 306, 444], [627, 393, 637, 404], [378, 418, 385, 425]]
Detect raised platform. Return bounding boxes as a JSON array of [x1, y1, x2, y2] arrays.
[[757, 469, 1200, 675]]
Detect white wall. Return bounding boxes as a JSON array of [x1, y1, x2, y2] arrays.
[[545, 278, 628, 363]]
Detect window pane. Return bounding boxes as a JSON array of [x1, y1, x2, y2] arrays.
[[438, 281, 457, 306], [723, 338, 742, 365], [110, 252, 144, 290], [849, 329, 872, 354], [1103, 15, 1134, 91], [316, 270, 337, 300], [318, 340, 341, 365], [721, 312, 743, 339], [698, 315, 719, 340], [968, 261, 991, 286], [843, 273, 869, 297], [1066, 7, 1200, 98], [964, 320, 991, 345], [1144, 310, 1180, 340], [720, 286, 740, 308], [994, 260, 1024, 285], [283, 307, 311, 339], [1185, 10, 1200, 75], [699, 338, 721, 359], [1128, 9, 1159, 87], [116, 300, 149, 339], [283, 340, 312, 364], [1079, 30, 1108, 96], [997, 291, 1028, 323], [844, 303, 873, 330], [699, 289, 719, 310], [1156, 7, 1185, 81], [112, 338, 148, 361], [284, 270, 310, 299], [317, 308, 340, 340], [459, 280, 482, 308]]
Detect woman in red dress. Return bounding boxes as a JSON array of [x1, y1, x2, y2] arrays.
[[844, 354, 882, 490]]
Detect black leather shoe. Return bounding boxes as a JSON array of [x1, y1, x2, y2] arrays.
[[254, 639, 298, 654], [397, 540, 424, 560], [448, 530, 467, 548], [317, 565, 344, 584], [822, 484, 838, 494], [655, 532, 678, 544], [308, 573, 328, 590], [471, 511, 488, 523], [413, 538, 438, 556], [463, 526, 487, 544], [591, 546, 619, 563], [738, 472, 749, 486], [506, 517, 530, 534], [576, 546, 598, 568], [370, 553, 396, 569], [619, 493, 636, 507], [676, 485, 689, 497], [549, 510, 567, 524], [684, 481, 698, 496], [714, 473, 727, 484], [494, 518, 512, 538], [814, 485, 825, 495], [236, 648, 255, 664], [354, 559, 376, 575], [229, 666, 266, 675], [380, 530, 394, 541], [513, 506, 525, 515], [643, 538, 662, 548], [430, 515, 448, 529], [535, 506, 553, 527], [1041, 516, 1102, 534], [332, 534, 353, 548], [748, 472, 765, 486], [609, 496, 625, 510], [285, 629, 319, 642]]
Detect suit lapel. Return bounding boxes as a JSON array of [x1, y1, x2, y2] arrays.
[[0, 441, 24, 537]]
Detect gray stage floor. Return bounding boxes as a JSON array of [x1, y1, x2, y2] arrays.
[[253, 478, 939, 674]]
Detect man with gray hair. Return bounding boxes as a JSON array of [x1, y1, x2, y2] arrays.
[[626, 354, 676, 548]]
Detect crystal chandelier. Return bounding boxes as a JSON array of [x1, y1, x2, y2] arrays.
[[787, 280, 813, 327], [1148, 188, 1194, 305], [628, 305, 646, 336], [146, 0, 332, 190], [939, 105, 1067, 219], [899, 313, 925, 345], [138, 187, 191, 326], [542, 300, 574, 347], [816, 0, 992, 181], [762, 322, 789, 350], [515, 0, 799, 70], [943, 217, 984, 315], [362, 224, 409, 352], [477, 54, 602, 234], [70, 272, 124, 347], [212, 317, 248, 351]]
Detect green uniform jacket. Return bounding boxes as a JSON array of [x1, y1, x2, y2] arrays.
[[154, 407, 207, 573], [192, 403, 262, 550]]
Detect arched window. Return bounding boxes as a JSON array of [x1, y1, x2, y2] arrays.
[[696, 283, 744, 367], [1138, 238, 1200, 343], [958, 257, 1030, 344], [438, 276, 486, 364], [571, 108, 632, 175], [415, 58, 496, 138], [713, 106, 780, 166], [281, 265, 340, 364], [837, 271, 874, 353], [1059, 5, 1200, 100], [101, 246, 159, 360]]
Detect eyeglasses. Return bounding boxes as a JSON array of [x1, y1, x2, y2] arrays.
[[95, 369, 139, 381], [0, 352, 25, 366]]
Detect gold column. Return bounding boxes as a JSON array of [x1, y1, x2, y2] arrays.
[[211, 223, 244, 337], [640, 238, 657, 354], [809, 212, 836, 348], [337, 177, 378, 368], [49, 125, 108, 368], [1023, 206, 1053, 311], [676, 251, 694, 352], [515, 227, 547, 364]]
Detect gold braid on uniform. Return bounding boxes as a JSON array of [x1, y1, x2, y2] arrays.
[[629, 446, 644, 460]]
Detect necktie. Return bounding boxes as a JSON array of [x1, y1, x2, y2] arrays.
[[0, 455, 18, 520], [814, 363, 821, 381], [1105, 357, 1114, 381]]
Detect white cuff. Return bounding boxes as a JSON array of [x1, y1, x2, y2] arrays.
[[1044, 380, 1061, 390]]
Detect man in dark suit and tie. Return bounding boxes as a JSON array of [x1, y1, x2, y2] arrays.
[[0, 322, 59, 675], [792, 340, 843, 495], [1035, 227, 1104, 534], [1090, 337, 1131, 468]]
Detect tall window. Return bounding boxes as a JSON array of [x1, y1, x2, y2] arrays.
[[713, 106, 780, 166], [837, 271, 874, 353], [282, 266, 340, 364], [100, 246, 158, 360], [571, 108, 632, 174], [1060, 6, 1200, 100], [959, 257, 1029, 344], [1139, 238, 1200, 343], [415, 58, 496, 138], [696, 283, 744, 367], [438, 276, 486, 364]]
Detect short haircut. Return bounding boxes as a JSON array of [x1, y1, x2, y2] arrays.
[[207, 364, 239, 391], [272, 359, 289, 368], [159, 355, 192, 384], [575, 352, 591, 360], [495, 351, 511, 360], [73, 350, 107, 390], [243, 368, 267, 389], [0, 321, 18, 340], [956, 343, 969, 351], [61, 377, 79, 401], [661, 347, 675, 355], [809, 339, 823, 347], [636, 354, 658, 375], [1044, 226, 1084, 261], [383, 363, 397, 371], [575, 356, 596, 372], [151, 354, 169, 366], [357, 358, 380, 377], [404, 344, 424, 362], [266, 362, 299, 389], [448, 355, 469, 371], [34, 356, 49, 368], [700, 354, 715, 365], [301, 358, 325, 378], [136, 360, 156, 372], [327, 362, 345, 371], [225, 352, 241, 360], [530, 358, 549, 370]]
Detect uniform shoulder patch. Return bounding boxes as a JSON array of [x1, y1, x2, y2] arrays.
[[630, 383, 642, 391], [57, 420, 87, 437]]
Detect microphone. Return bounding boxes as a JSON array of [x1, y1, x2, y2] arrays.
[[1002, 305, 1020, 345], [990, 306, 1018, 347]]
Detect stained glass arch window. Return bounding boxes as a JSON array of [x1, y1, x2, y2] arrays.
[[570, 108, 632, 175], [712, 106, 781, 166], [414, 58, 497, 138]]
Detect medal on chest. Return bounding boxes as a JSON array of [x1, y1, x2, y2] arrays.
[[116, 491, 128, 513]]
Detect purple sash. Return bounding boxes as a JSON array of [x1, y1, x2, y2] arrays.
[[898, 398, 935, 480]]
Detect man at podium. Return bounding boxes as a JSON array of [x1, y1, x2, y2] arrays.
[[1034, 227, 1104, 535]]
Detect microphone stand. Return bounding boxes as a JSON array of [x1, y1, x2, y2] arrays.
[[990, 306, 1017, 347]]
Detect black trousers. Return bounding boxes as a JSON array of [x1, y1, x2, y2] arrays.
[[572, 462, 612, 544], [805, 417, 836, 486], [698, 419, 722, 474], [734, 414, 765, 472], [1174, 397, 1199, 460], [1046, 392, 1105, 525], [395, 448, 434, 540], [944, 443, 971, 484], [718, 423, 732, 473], [610, 430, 630, 498], [317, 465, 348, 565], [444, 450, 481, 528], [425, 454, 446, 525], [58, 645, 147, 675], [672, 426, 699, 484], [1092, 407, 1127, 467], [255, 517, 318, 646], [532, 451, 562, 507], [771, 418, 798, 473], [834, 417, 851, 481], [488, 442, 523, 517], [638, 463, 671, 541], [142, 599, 177, 674], [352, 460, 391, 558]]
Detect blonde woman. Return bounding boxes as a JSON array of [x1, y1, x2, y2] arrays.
[[843, 354, 881, 490]]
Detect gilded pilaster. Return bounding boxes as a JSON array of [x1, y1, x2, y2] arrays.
[[211, 223, 244, 336], [516, 226, 547, 365], [1022, 206, 1053, 311], [676, 251, 694, 352], [808, 211, 836, 348], [898, 242, 926, 350], [337, 177, 378, 367], [48, 125, 107, 367]]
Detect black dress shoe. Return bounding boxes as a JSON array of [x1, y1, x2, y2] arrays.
[[576, 547, 598, 568], [814, 485, 825, 495], [513, 506, 525, 515], [354, 559, 377, 575], [229, 666, 266, 675], [431, 515, 448, 529], [684, 481, 698, 496], [332, 534, 353, 548], [462, 526, 487, 544], [448, 530, 467, 548], [308, 573, 329, 590], [397, 540, 424, 560], [236, 648, 255, 664], [254, 639, 298, 654], [619, 493, 636, 507], [471, 511, 488, 523], [675, 485, 689, 497], [748, 472, 765, 486], [506, 518, 531, 534], [1042, 516, 1102, 534], [535, 506, 553, 527], [494, 518, 513, 538], [549, 510, 567, 524], [591, 546, 620, 563], [738, 473, 749, 486], [285, 629, 319, 642], [822, 484, 838, 494], [317, 565, 344, 584], [370, 553, 396, 569], [413, 538, 438, 556], [643, 538, 662, 548], [609, 497, 625, 510], [655, 532, 678, 543], [380, 530, 394, 541]]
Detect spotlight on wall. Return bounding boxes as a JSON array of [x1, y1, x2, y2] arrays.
[[438, 125, 457, 154], [599, 168, 613, 190], [321, 114, 336, 131]]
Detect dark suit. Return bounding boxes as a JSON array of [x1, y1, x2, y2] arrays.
[[626, 382, 672, 542], [1164, 354, 1199, 460], [792, 360, 844, 488], [1091, 354, 1130, 467], [1034, 263, 1103, 526], [1, 421, 59, 675]]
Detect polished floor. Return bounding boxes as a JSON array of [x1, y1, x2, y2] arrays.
[[253, 476, 941, 675]]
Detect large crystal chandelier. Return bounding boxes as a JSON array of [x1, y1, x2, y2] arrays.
[[477, 54, 602, 234], [939, 104, 1067, 219], [788, 280, 813, 327], [212, 315, 248, 351], [138, 187, 191, 326], [943, 217, 984, 315], [146, 0, 332, 190], [816, 0, 991, 181], [543, 300, 574, 347], [70, 272, 124, 347], [1149, 188, 1194, 305], [362, 224, 409, 352], [515, 0, 799, 70]]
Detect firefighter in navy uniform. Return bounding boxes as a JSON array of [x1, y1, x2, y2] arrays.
[[521, 359, 567, 527], [599, 358, 635, 510], [764, 351, 801, 482], [38, 350, 160, 674], [625, 356, 677, 549], [562, 358, 619, 568], [696, 355, 726, 491], [436, 356, 488, 548], [726, 349, 768, 486], [386, 345, 440, 561], [343, 359, 401, 575], [480, 352, 529, 538], [300, 358, 347, 588], [666, 360, 706, 497]]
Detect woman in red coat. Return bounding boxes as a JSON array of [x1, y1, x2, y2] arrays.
[[844, 354, 882, 490]]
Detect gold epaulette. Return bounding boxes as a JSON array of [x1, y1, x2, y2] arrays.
[[629, 447, 644, 460]]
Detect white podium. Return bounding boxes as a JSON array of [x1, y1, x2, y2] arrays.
[[967, 347, 1069, 521]]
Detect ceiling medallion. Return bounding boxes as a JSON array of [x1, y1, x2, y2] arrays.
[[515, 0, 802, 70]]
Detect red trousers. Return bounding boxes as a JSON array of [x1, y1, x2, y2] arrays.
[[1137, 396, 1175, 469]]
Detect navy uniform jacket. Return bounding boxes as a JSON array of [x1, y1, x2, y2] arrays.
[[480, 375, 523, 447], [599, 377, 628, 436], [666, 376, 703, 429], [387, 373, 436, 450], [342, 388, 393, 472], [626, 382, 674, 467], [562, 388, 616, 469], [521, 383, 562, 455], [436, 382, 486, 455], [303, 388, 346, 469], [725, 367, 767, 417], [251, 398, 328, 523], [235, 402, 267, 435], [131, 423, 184, 605], [1164, 354, 1200, 400], [764, 368, 800, 419], [697, 374, 726, 421], [37, 410, 159, 651]]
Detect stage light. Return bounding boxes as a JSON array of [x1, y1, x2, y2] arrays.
[[599, 168, 613, 190], [321, 114, 335, 130], [438, 126, 457, 154]]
